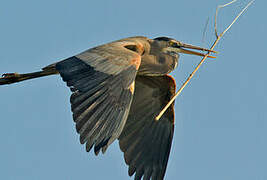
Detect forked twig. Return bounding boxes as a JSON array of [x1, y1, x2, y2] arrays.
[[155, 0, 254, 121], [215, 0, 237, 38]]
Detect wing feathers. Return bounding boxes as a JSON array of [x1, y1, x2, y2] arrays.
[[56, 55, 138, 154], [119, 75, 176, 180], [54, 38, 179, 180]]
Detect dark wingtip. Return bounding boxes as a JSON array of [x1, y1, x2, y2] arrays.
[[94, 138, 110, 155]]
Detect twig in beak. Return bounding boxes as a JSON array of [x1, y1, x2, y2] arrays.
[[155, 0, 254, 121]]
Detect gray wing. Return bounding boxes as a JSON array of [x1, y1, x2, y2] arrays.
[[55, 40, 143, 154], [119, 75, 176, 180]]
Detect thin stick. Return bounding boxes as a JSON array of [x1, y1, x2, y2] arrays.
[[221, 0, 254, 35], [155, 0, 254, 121], [215, 0, 237, 38], [202, 17, 210, 44]]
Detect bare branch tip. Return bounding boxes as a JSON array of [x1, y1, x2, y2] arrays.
[[222, 0, 255, 35], [156, 0, 254, 120]]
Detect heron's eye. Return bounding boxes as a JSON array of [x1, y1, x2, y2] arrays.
[[171, 42, 181, 48], [169, 41, 174, 46]]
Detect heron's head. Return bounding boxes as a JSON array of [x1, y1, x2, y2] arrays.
[[138, 36, 216, 76], [152, 36, 216, 59]]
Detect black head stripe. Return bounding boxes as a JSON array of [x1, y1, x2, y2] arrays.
[[154, 37, 173, 42]]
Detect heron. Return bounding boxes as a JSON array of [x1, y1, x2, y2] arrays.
[[0, 36, 216, 180]]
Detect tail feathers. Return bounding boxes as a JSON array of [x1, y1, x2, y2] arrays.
[[0, 68, 59, 85]]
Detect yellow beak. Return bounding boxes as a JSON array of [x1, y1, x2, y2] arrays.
[[170, 41, 217, 58]]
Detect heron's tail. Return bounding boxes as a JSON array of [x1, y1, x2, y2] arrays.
[[0, 65, 59, 85]]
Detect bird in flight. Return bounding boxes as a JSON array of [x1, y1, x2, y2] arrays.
[[0, 36, 216, 180]]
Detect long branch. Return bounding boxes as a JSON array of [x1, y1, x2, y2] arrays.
[[155, 0, 254, 121]]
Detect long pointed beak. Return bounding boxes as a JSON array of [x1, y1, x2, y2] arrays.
[[180, 43, 217, 53], [179, 48, 216, 58], [173, 42, 217, 58]]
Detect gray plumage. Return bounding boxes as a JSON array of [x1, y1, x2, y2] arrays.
[[0, 36, 216, 180]]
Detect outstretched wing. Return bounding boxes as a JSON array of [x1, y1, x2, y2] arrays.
[[55, 39, 145, 154], [119, 75, 176, 180]]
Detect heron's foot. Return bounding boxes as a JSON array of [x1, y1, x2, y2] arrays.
[[2, 73, 19, 78], [0, 73, 21, 85]]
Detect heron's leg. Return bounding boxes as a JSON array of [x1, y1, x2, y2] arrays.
[[0, 70, 59, 85]]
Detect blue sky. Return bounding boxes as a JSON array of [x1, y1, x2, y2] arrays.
[[0, 0, 266, 179]]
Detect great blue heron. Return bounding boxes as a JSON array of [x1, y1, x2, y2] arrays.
[[0, 36, 216, 180]]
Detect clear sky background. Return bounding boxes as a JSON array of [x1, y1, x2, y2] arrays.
[[0, 0, 266, 180]]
